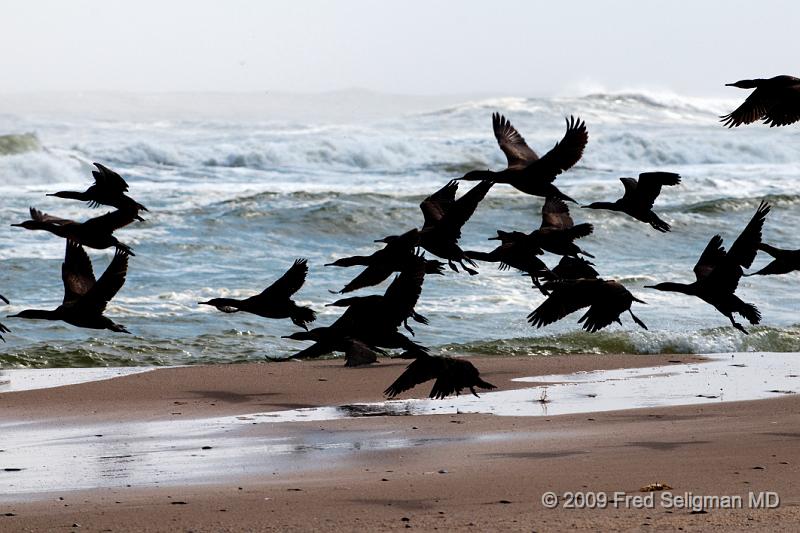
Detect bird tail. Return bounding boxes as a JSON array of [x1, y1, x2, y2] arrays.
[[291, 305, 317, 331], [475, 377, 497, 391], [109, 323, 131, 334], [115, 242, 135, 256], [736, 300, 761, 325], [649, 215, 671, 233]]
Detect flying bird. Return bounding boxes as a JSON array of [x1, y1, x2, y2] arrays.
[[12, 207, 136, 255], [545, 256, 599, 282], [48, 163, 148, 220], [460, 113, 587, 202], [284, 256, 431, 365], [326, 229, 445, 293], [8, 241, 130, 333], [383, 179, 493, 275], [583, 172, 681, 232], [465, 230, 551, 293], [746, 243, 800, 277], [199, 259, 316, 330], [646, 202, 771, 334], [721, 75, 800, 128], [528, 279, 647, 332], [384, 353, 496, 400], [530, 196, 594, 257]]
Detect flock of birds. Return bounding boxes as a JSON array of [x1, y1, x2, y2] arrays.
[[2, 75, 800, 399]]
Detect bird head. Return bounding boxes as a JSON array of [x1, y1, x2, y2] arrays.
[[725, 79, 759, 89]]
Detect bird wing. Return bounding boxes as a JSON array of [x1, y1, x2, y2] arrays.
[[76, 248, 129, 314], [384, 354, 441, 398], [438, 180, 494, 239], [727, 202, 770, 269], [61, 241, 96, 305], [527, 116, 588, 183], [720, 87, 775, 127], [527, 280, 595, 328], [762, 88, 800, 127], [420, 181, 458, 227], [492, 112, 539, 169], [694, 235, 726, 281], [339, 263, 393, 293], [256, 258, 309, 300], [382, 257, 426, 328], [343, 338, 381, 367], [577, 282, 632, 333], [92, 163, 131, 192], [540, 196, 575, 229], [82, 209, 138, 232], [30, 207, 73, 226], [628, 172, 681, 211]]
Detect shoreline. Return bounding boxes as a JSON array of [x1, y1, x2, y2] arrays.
[[3, 353, 800, 531]]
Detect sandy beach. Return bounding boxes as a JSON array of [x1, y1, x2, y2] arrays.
[[2, 353, 799, 532]]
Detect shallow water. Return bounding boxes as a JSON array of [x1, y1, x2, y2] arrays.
[[1, 91, 799, 367], [1, 352, 796, 497]]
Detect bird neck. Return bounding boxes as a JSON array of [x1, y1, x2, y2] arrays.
[[585, 201, 620, 211], [652, 282, 695, 295], [49, 191, 89, 201], [12, 309, 60, 320]]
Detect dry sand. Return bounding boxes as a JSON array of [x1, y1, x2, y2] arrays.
[[2, 353, 799, 532]]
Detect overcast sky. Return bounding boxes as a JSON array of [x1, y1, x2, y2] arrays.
[[1, 0, 797, 96]]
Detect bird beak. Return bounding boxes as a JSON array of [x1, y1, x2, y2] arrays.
[[197, 301, 210, 306], [725, 83, 735, 87], [10, 223, 23, 227], [632, 297, 647, 304], [488, 236, 499, 241], [642, 285, 655, 289], [6, 314, 19, 318]]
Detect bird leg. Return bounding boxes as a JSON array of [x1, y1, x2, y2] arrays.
[[531, 276, 549, 296], [469, 386, 481, 398], [403, 319, 416, 336], [448, 260, 460, 273]]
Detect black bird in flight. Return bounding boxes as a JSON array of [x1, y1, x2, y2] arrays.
[[746, 243, 800, 277], [0, 293, 9, 341], [12, 207, 136, 255], [530, 196, 594, 257], [8, 241, 130, 333], [460, 113, 587, 203], [326, 228, 445, 293], [284, 256, 430, 366], [466, 230, 551, 294], [384, 352, 496, 400], [48, 163, 148, 221], [646, 202, 771, 334], [583, 172, 681, 232], [528, 279, 647, 333], [721, 75, 800, 127], [199, 259, 316, 330], [379, 179, 493, 275], [545, 256, 599, 282]]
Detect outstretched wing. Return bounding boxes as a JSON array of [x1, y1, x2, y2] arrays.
[[82, 209, 138, 232], [727, 202, 770, 269], [339, 264, 393, 293], [762, 88, 800, 127], [420, 181, 458, 227], [540, 196, 575, 229], [29, 207, 73, 226], [528, 116, 588, 183], [527, 279, 595, 328], [384, 354, 442, 398], [76, 249, 129, 314], [61, 241, 96, 305], [628, 172, 681, 211], [92, 163, 131, 192], [438, 180, 494, 239], [492, 112, 539, 169], [258, 259, 309, 300], [694, 235, 726, 281], [720, 86, 776, 128], [382, 256, 426, 329]]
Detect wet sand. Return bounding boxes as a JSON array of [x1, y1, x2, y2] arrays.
[[2, 353, 800, 531]]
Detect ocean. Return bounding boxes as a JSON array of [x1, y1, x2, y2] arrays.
[[1, 90, 799, 368]]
